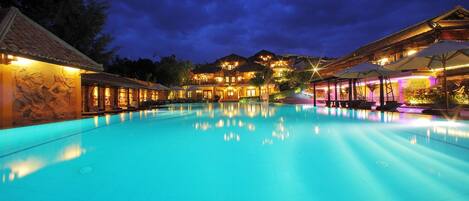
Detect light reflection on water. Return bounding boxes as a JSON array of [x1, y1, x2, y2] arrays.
[[0, 103, 468, 201]]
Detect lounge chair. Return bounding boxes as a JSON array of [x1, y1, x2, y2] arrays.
[[376, 101, 402, 111]]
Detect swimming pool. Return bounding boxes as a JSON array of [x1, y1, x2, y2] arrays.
[[1, 103, 468, 201]]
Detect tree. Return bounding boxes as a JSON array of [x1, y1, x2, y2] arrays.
[[249, 67, 273, 101], [366, 83, 378, 101], [153, 55, 192, 86], [1, 0, 115, 65], [106, 55, 193, 86], [286, 71, 313, 89]]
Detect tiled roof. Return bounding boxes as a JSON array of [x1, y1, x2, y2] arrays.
[[0, 7, 102, 71], [216, 53, 247, 63], [235, 62, 266, 72], [82, 73, 146, 88], [323, 6, 469, 72], [129, 78, 169, 90]]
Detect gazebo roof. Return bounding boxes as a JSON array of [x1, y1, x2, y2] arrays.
[[0, 7, 102, 71]]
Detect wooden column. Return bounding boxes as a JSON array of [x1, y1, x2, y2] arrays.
[[95, 86, 102, 111], [137, 88, 141, 108], [348, 79, 353, 108], [327, 81, 331, 107], [379, 76, 384, 111], [352, 79, 357, 100], [83, 85, 89, 112], [114, 87, 119, 109], [313, 82, 316, 107], [127, 88, 130, 108], [334, 80, 338, 102]]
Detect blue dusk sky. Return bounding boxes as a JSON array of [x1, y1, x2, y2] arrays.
[[104, 0, 468, 63]]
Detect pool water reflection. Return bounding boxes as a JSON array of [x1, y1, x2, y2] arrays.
[[0, 103, 468, 201]]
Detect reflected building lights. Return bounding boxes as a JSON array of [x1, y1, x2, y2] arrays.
[[61, 144, 85, 161], [120, 113, 126, 122], [410, 135, 417, 145], [247, 123, 256, 131], [216, 119, 224, 128], [262, 138, 274, 145], [105, 114, 111, 125], [224, 132, 240, 142], [314, 126, 320, 135], [94, 116, 99, 127]]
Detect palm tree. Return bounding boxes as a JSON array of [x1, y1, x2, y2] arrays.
[[249, 67, 273, 101], [366, 83, 378, 101]]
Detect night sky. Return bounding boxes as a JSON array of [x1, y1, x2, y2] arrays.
[[104, 0, 468, 63]]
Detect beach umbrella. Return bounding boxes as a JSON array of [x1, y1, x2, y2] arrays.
[[336, 62, 395, 108], [385, 40, 469, 110], [335, 62, 394, 79]]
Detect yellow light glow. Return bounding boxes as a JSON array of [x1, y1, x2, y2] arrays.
[[94, 116, 99, 127], [7, 158, 44, 180], [63, 66, 79, 73], [377, 57, 389, 65], [105, 114, 111, 125], [11, 57, 33, 66], [61, 145, 84, 161], [407, 49, 417, 56], [432, 63, 469, 71]]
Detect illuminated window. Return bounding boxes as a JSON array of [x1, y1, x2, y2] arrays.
[[225, 77, 229, 83], [247, 89, 256, 97], [406, 49, 418, 56], [92, 86, 98, 106], [105, 88, 111, 106], [129, 89, 134, 105], [179, 91, 184, 98], [119, 88, 127, 107], [227, 90, 234, 97], [231, 77, 235, 82], [203, 90, 212, 99], [152, 91, 158, 100]]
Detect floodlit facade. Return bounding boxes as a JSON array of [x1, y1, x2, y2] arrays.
[[187, 50, 330, 101], [0, 7, 102, 128], [81, 73, 169, 114]]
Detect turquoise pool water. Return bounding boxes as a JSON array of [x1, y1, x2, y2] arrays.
[[1, 103, 468, 201]]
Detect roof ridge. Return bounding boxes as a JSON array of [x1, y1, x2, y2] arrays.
[[12, 7, 102, 69], [355, 6, 467, 53], [0, 7, 18, 43], [323, 5, 468, 68]]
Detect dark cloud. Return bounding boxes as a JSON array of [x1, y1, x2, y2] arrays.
[[105, 0, 468, 62]]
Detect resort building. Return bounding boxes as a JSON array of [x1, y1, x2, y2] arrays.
[[312, 6, 469, 109], [81, 72, 169, 115], [0, 7, 170, 127], [0, 7, 102, 128], [188, 50, 331, 101]]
